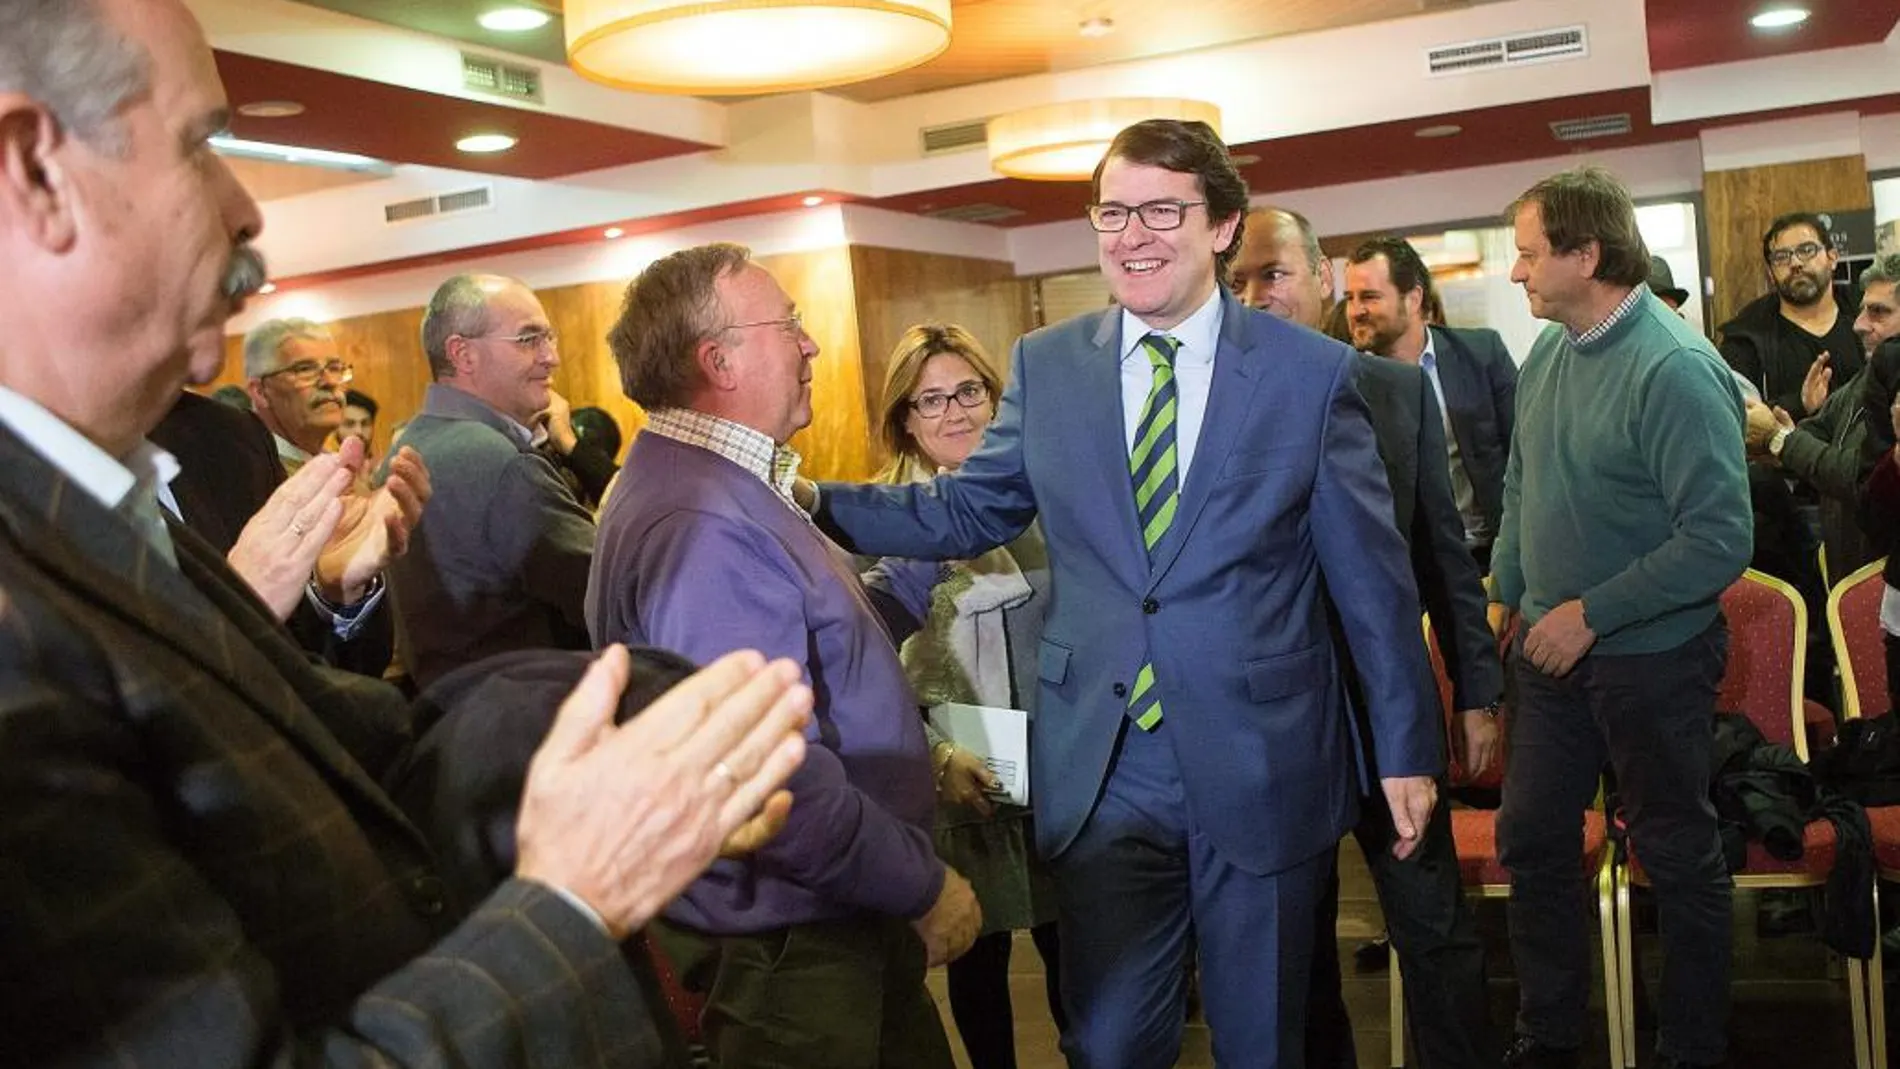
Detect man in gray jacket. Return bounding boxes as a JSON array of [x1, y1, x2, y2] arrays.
[[386, 273, 597, 689]]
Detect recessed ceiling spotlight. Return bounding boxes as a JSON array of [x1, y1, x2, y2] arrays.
[[1229, 153, 1261, 166], [603, 227, 625, 239], [258, 282, 278, 295], [1750, 6, 1809, 29], [1415, 124, 1463, 139], [802, 195, 825, 207], [237, 100, 305, 119], [478, 7, 551, 32], [1078, 16, 1115, 38], [456, 133, 517, 154]]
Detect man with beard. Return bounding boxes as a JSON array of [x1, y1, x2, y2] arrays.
[[244, 317, 351, 475], [1233, 207, 1502, 1069], [1721, 212, 1863, 421], [1343, 237, 1517, 571]]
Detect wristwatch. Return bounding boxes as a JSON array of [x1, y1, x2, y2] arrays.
[[1479, 699, 1502, 718]]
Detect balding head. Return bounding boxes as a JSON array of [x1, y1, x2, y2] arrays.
[[1230, 207, 1332, 329]]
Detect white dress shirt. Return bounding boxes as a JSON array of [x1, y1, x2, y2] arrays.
[[1119, 287, 1224, 484], [0, 386, 179, 564]]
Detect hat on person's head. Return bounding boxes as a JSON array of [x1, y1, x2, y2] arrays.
[[1647, 255, 1690, 306]]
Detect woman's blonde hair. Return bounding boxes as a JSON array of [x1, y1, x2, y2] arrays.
[[875, 323, 1005, 484]]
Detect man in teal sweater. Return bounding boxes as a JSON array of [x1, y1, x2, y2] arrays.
[[1493, 168, 1753, 1069]]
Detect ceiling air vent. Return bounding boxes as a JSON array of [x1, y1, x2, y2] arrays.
[[921, 119, 989, 156], [1427, 24, 1587, 76], [383, 185, 495, 226], [925, 203, 1025, 224], [1550, 113, 1632, 142], [462, 52, 543, 104]]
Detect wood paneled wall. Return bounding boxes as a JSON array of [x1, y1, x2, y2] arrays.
[[847, 246, 1036, 472], [212, 244, 1030, 482], [1703, 155, 1872, 329]]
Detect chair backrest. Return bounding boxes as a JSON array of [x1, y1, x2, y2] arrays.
[[1717, 568, 1809, 759], [1423, 612, 1507, 790], [1828, 556, 1891, 722]]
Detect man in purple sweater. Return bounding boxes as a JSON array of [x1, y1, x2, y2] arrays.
[[586, 242, 980, 1066]]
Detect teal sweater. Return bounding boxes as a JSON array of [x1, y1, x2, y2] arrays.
[[1491, 289, 1752, 655]]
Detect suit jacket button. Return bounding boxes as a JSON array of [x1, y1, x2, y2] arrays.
[[1112, 682, 1127, 698], [410, 874, 447, 917], [1142, 598, 1159, 614]]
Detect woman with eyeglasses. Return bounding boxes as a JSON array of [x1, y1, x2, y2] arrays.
[[872, 324, 1065, 1068]]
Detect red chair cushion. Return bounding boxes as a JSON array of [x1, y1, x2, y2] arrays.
[[1865, 804, 1900, 873], [1625, 818, 1836, 883], [1452, 808, 1605, 888]]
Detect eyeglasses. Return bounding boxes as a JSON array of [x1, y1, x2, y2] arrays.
[[908, 380, 990, 419], [472, 327, 559, 351], [1087, 199, 1207, 233], [260, 360, 353, 388], [722, 311, 806, 338], [1768, 241, 1827, 267]]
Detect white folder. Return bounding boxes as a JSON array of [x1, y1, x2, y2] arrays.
[[926, 702, 1030, 807]]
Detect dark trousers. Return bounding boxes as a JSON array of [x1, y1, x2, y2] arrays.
[[1884, 631, 1900, 712], [651, 914, 954, 1069], [1497, 619, 1731, 1065], [944, 923, 1065, 1069], [1306, 781, 1496, 1069], [1052, 720, 1331, 1069]]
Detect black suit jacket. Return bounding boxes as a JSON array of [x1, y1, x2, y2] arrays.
[[1427, 325, 1517, 541], [1353, 355, 1503, 715], [150, 391, 396, 678], [0, 423, 662, 1066]]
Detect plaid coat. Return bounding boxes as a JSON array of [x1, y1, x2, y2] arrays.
[[0, 424, 664, 1067]]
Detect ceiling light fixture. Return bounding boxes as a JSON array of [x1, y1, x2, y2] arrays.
[[802, 195, 825, 207], [1414, 124, 1463, 138], [479, 6, 552, 32], [208, 135, 390, 174], [1749, 6, 1809, 29], [456, 133, 518, 154], [565, 0, 951, 95], [987, 98, 1221, 181], [604, 226, 626, 239], [237, 100, 305, 119], [1078, 17, 1114, 38]]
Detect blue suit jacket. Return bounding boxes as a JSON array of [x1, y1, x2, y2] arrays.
[[817, 292, 1441, 876]]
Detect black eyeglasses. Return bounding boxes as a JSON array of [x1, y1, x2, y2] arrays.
[[1767, 241, 1827, 267], [909, 380, 990, 419], [260, 360, 353, 387], [1087, 199, 1207, 233]]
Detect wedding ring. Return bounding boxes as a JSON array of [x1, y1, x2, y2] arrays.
[[711, 760, 736, 788], [291, 521, 307, 537]]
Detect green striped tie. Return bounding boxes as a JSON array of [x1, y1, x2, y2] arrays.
[[1126, 334, 1179, 731]]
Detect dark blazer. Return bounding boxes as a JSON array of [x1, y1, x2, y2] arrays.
[[150, 391, 396, 678], [1351, 355, 1502, 718], [1427, 325, 1517, 541], [817, 291, 1441, 877], [388, 384, 597, 691], [0, 423, 661, 1067]]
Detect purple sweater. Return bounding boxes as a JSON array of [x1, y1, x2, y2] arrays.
[[586, 431, 945, 932]]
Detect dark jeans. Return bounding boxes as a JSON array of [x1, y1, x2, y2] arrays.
[[1497, 618, 1732, 1065], [944, 923, 1065, 1069], [1885, 631, 1900, 713], [651, 914, 954, 1069], [1306, 781, 1495, 1069]]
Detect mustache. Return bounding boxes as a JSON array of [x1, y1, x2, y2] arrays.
[[221, 243, 269, 302]]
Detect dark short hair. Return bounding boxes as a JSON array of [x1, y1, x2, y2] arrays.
[[609, 243, 752, 410], [344, 389, 379, 418], [570, 406, 623, 459], [1761, 212, 1832, 264], [1346, 236, 1436, 306], [1506, 166, 1651, 288], [1091, 119, 1249, 275]]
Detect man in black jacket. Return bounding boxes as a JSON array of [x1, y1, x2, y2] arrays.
[[1720, 212, 1864, 421], [1233, 206, 1503, 1069]]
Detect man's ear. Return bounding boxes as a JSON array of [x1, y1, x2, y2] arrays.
[[245, 379, 271, 414], [0, 99, 76, 253], [697, 335, 735, 390]]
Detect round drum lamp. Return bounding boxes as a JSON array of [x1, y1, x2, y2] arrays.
[[565, 0, 952, 96], [987, 98, 1223, 181]]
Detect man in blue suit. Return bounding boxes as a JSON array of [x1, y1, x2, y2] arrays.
[[808, 119, 1442, 1068]]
